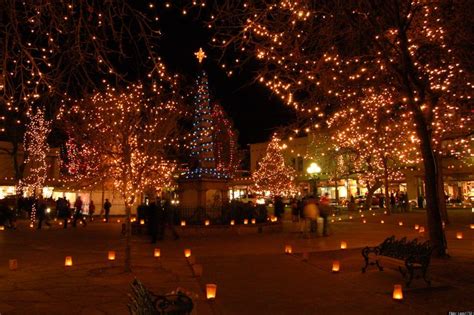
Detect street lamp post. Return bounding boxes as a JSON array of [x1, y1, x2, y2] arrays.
[[306, 162, 321, 198]]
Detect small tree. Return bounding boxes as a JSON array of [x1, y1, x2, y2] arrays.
[[253, 135, 296, 197], [19, 107, 51, 223], [60, 82, 180, 272]]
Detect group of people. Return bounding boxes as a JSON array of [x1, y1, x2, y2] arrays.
[[36, 196, 113, 229], [139, 198, 178, 243], [389, 191, 410, 212], [290, 193, 332, 237]]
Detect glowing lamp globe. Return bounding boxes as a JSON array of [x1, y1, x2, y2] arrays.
[[392, 284, 403, 300], [108, 251, 116, 261], [64, 256, 73, 267], [206, 284, 217, 300]]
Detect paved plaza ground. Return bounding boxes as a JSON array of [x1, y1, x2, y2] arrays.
[[0, 209, 473, 315]]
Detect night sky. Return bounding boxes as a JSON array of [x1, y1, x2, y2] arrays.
[[158, 9, 296, 147]]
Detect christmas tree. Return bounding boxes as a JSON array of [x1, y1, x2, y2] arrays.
[[184, 49, 229, 180], [252, 135, 296, 197]]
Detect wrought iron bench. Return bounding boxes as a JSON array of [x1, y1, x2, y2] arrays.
[[361, 236, 432, 287], [128, 279, 194, 315]]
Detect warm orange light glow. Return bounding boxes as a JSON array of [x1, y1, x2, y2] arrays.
[[206, 284, 217, 299], [398, 221, 403, 226], [380, 220, 385, 224], [181, 220, 186, 227], [456, 232, 463, 239], [284, 245, 293, 254], [244, 219, 248, 225], [0, 225, 4, 231], [9, 259, 18, 270], [393, 284, 403, 300], [414, 224, 420, 230], [205, 220, 210, 226], [230, 220, 235, 226], [251, 218, 256, 224], [184, 249, 192, 258], [332, 260, 340, 273], [108, 251, 116, 261], [140, 219, 145, 225], [470, 224, 474, 230], [154, 248, 161, 258], [65, 256, 73, 267], [419, 226, 425, 233], [340, 241, 347, 249]]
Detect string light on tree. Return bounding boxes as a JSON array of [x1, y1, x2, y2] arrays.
[[252, 135, 297, 197]]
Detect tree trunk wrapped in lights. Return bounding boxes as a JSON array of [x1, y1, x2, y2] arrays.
[[59, 81, 180, 272], [210, 0, 474, 256], [19, 107, 51, 224]]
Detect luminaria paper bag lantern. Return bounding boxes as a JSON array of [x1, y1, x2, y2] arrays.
[[9, 259, 18, 270], [154, 248, 161, 258], [65, 256, 73, 267], [108, 251, 116, 261], [392, 284, 403, 300], [206, 284, 217, 299], [184, 249, 192, 258]]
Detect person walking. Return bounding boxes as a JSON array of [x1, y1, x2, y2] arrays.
[[37, 197, 51, 229], [274, 196, 285, 219], [291, 198, 299, 222], [390, 192, 396, 212], [72, 196, 87, 227], [57, 197, 70, 229], [88, 200, 96, 222], [103, 199, 112, 222], [318, 193, 331, 236], [303, 195, 319, 238]]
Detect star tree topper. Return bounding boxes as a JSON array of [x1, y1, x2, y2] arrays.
[[194, 48, 207, 63]]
